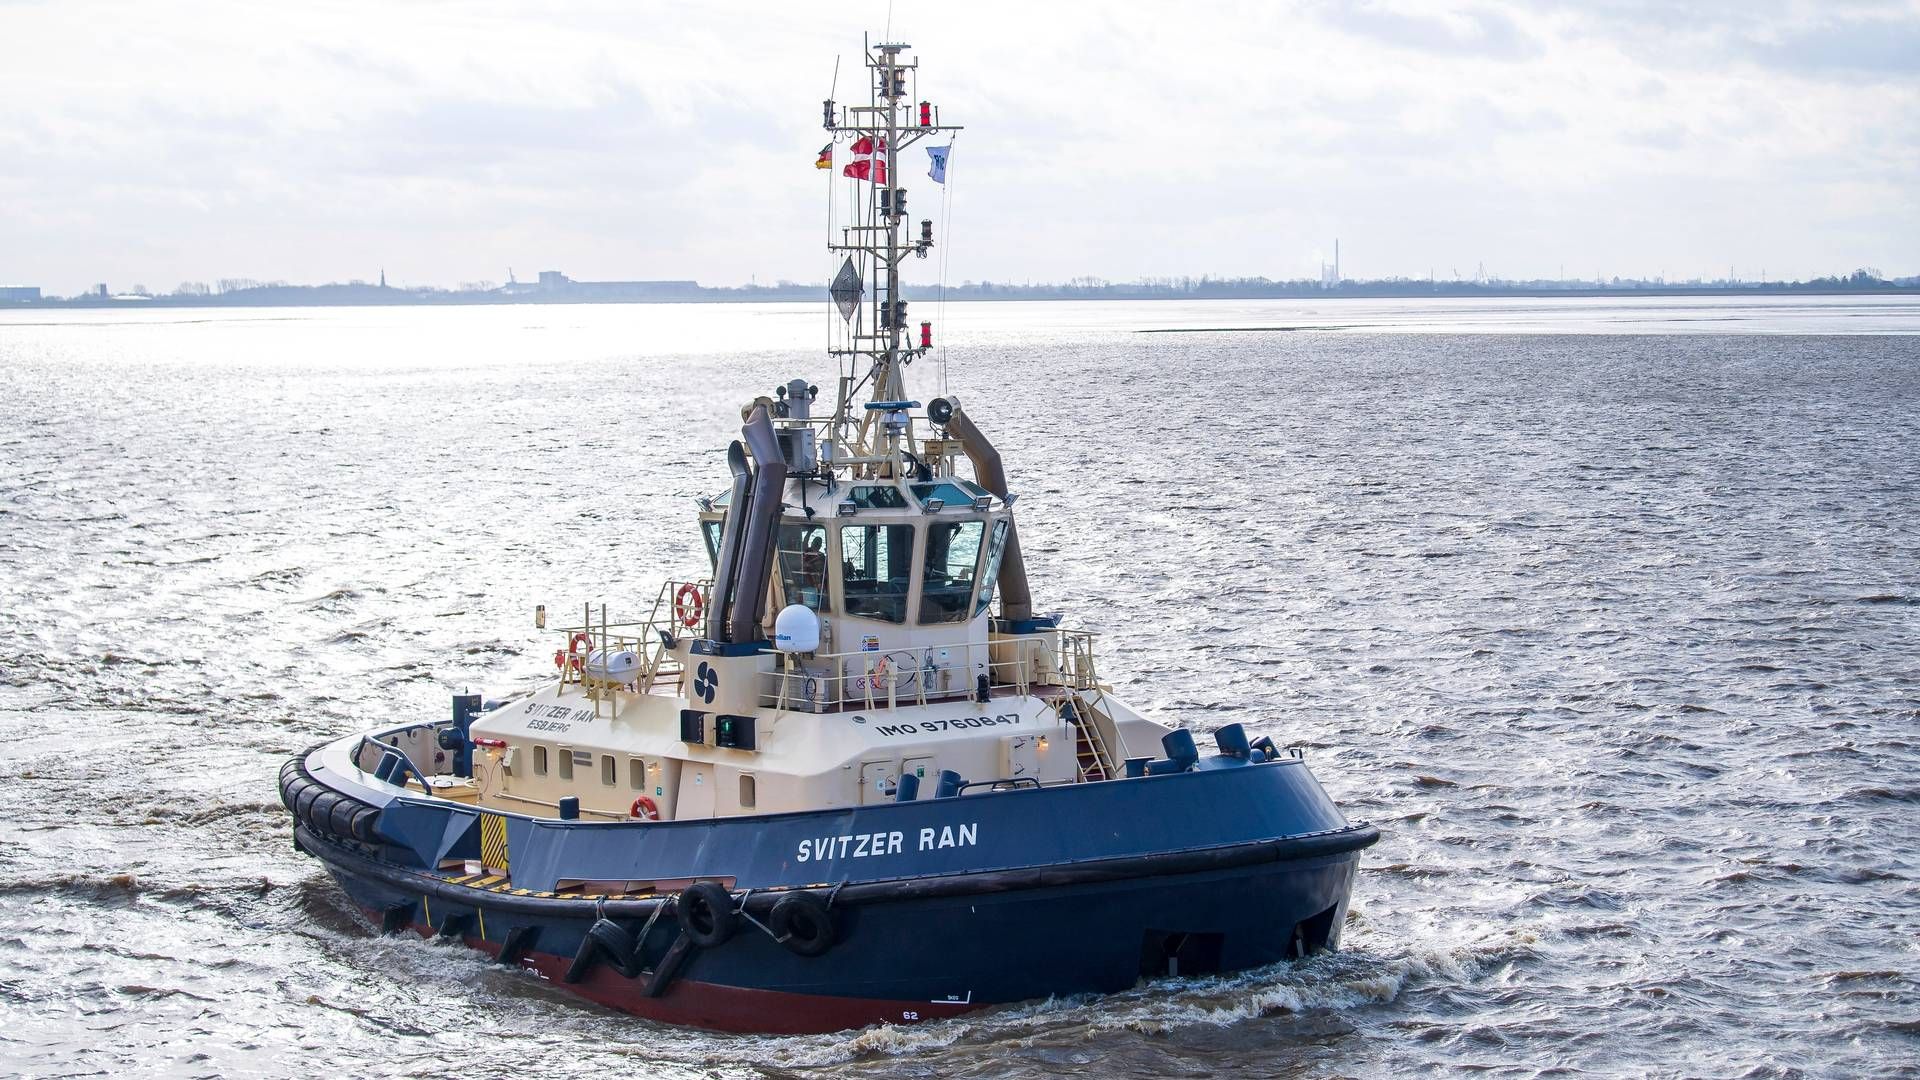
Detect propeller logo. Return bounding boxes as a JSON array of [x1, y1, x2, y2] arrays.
[[694, 662, 718, 704]]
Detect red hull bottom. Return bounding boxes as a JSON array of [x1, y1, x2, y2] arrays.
[[377, 909, 981, 1034]]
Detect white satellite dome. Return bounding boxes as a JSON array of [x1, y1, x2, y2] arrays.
[[772, 604, 821, 653]]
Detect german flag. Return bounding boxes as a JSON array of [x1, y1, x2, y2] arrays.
[[814, 143, 832, 170]]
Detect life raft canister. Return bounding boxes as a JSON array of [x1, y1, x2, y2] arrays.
[[674, 583, 704, 629], [629, 795, 660, 821]]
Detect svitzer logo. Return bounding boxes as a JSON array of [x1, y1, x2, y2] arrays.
[[693, 662, 718, 704]]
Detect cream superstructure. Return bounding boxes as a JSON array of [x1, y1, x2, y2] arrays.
[[437, 40, 1174, 825]]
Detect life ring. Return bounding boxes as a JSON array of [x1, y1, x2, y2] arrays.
[[629, 795, 659, 821], [674, 584, 705, 629], [566, 632, 591, 672], [769, 892, 836, 958], [676, 881, 737, 947]]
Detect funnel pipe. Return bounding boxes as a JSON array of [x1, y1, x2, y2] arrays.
[[707, 440, 753, 640], [728, 405, 788, 642], [946, 402, 1033, 622]]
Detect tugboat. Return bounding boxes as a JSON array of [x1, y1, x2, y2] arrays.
[[279, 35, 1378, 1035]]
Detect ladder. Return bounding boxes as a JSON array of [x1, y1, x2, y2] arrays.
[[1062, 689, 1120, 783]]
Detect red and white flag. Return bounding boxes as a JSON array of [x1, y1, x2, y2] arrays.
[[842, 136, 888, 183]]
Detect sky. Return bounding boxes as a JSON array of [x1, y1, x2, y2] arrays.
[[2, 0, 1916, 294]]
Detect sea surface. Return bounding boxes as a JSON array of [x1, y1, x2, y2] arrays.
[[2, 296, 1917, 1078]]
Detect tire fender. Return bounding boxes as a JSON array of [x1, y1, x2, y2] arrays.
[[675, 881, 737, 948], [768, 892, 836, 958]]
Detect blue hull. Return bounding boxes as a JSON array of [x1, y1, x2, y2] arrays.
[[285, 743, 1377, 1033]]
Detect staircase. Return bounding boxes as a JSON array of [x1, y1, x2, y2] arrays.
[[1062, 689, 1120, 783]]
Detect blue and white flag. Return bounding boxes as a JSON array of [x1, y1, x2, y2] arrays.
[[927, 144, 950, 184]]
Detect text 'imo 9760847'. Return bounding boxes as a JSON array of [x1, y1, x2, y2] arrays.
[[278, 34, 1378, 1034]]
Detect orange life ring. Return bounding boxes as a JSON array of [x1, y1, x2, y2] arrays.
[[567, 632, 591, 673], [630, 795, 660, 821], [674, 583, 705, 629]]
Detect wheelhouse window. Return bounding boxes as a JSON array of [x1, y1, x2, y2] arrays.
[[974, 518, 1010, 618], [700, 519, 723, 570], [847, 484, 908, 509], [841, 523, 914, 623], [910, 480, 985, 508], [775, 522, 831, 612], [921, 519, 985, 623]]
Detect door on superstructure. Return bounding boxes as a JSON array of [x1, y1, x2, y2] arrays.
[[858, 759, 899, 805], [678, 763, 717, 819]]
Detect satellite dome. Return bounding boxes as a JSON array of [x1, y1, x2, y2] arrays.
[[773, 604, 821, 653]]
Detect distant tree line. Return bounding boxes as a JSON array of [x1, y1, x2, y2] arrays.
[[14, 267, 1914, 307]]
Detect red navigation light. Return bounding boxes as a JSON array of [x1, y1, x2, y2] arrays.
[[919, 101, 932, 127], [919, 321, 933, 348]]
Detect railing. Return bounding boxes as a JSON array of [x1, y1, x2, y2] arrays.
[[1053, 687, 1123, 781], [547, 581, 710, 714], [760, 627, 1101, 712]]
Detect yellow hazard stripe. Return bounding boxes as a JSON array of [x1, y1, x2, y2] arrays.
[[479, 813, 510, 872]]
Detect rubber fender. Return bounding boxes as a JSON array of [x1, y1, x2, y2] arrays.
[[348, 805, 379, 843], [643, 933, 696, 998], [675, 882, 737, 948], [306, 791, 345, 834], [277, 773, 302, 813], [281, 776, 310, 814], [566, 917, 648, 982], [498, 925, 539, 966], [768, 893, 836, 958], [562, 936, 596, 983], [586, 918, 643, 978], [293, 785, 324, 823], [326, 797, 362, 840], [277, 760, 303, 810]]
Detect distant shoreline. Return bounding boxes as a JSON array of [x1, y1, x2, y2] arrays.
[[7, 284, 1919, 311]]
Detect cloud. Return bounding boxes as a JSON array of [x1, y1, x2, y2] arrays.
[[0, 0, 1913, 291], [1310, 1, 1543, 59], [1742, 15, 1920, 76]]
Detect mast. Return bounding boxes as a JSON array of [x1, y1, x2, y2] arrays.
[[822, 37, 961, 473]]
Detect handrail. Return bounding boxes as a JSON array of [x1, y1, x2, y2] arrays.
[[955, 777, 1042, 794], [545, 580, 710, 702], [760, 626, 1101, 712], [493, 790, 631, 821]]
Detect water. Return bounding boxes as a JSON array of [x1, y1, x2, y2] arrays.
[[2, 296, 1917, 1078]]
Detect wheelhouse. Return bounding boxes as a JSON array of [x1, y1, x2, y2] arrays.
[[698, 475, 1011, 638]]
